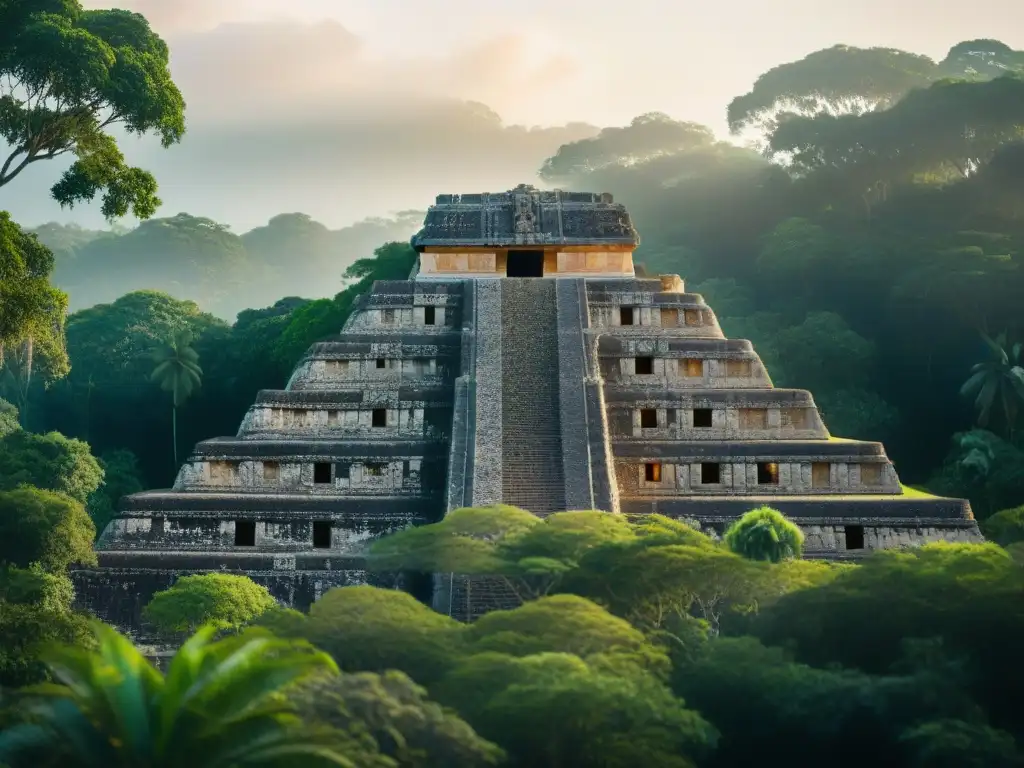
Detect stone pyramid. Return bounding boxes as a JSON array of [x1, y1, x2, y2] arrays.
[[77, 185, 981, 631]]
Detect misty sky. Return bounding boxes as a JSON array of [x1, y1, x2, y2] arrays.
[[4, 0, 1024, 231]]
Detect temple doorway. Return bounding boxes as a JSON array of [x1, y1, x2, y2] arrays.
[[506, 250, 544, 277]]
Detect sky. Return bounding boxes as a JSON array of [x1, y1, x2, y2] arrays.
[[4, 0, 1024, 231]]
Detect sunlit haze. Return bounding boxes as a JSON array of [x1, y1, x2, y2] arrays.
[[5, 0, 1024, 230]]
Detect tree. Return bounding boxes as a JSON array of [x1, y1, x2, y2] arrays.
[[0, 1, 186, 218], [370, 507, 639, 603], [296, 670, 505, 768], [727, 44, 936, 137], [0, 428, 103, 503], [980, 505, 1024, 547], [539, 113, 715, 179], [0, 397, 19, 436], [960, 332, 1024, 440], [434, 652, 717, 768], [303, 586, 466, 686], [0, 565, 94, 688], [50, 213, 249, 317], [671, 635, 983, 768], [150, 329, 202, 467], [0, 623, 356, 768], [0, 213, 69, 398], [143, 574, 278, 636], [466, 594, 668, 675], [0, 486, 95, 572], [900, 719, 1021, 768], [724, 507, 805, 563], [926, 430, 1024, 519], [938, 39, 1024, 80], [769, 76, 1024, 186], [753, 543, 1024, 736]]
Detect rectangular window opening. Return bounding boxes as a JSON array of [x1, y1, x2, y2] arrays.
[[845, 525, 865, 550], [234, 520, 256, 547], [620, 307, 635, 326], [660, 308, 679, 328], [812, 462, 831, 488], [861, 463, 883, 485], [757, 462, 780, 485], [313, 462, 333, 484], [312, 521, 332, 549], [382, 308, 396, 325], [424, 306, 436, 325], [644, 463, 662, 482], [667, 408, 677, 426], [635, 357, 653, 375], [701, 462, 721, 484], [263, 461, 280, 482], [376, 358, 387, 369], [693, 408, 713, 428], [781, 407, 808, 429], [372, 408, 387, 428], [682, 358, 703, 378], [726, 359, 752, 377], [335, 462, 351, 480], [365, 462, 387, 477], [640, 408, 658, 429], [684, 309, 702, 326]]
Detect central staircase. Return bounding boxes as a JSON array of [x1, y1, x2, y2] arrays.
[[500, 279, 566, 515]]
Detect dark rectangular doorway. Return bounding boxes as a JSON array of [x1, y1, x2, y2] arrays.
[[507, 250, 544, 277]]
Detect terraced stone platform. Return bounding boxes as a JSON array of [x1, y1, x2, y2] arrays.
[[78, 184, 981, 631]]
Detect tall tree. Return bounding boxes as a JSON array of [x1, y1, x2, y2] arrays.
[[960, 332, 1024, 440], [150, 329, 202, 468], [727, 45, 936, 138], [540, 112, 715, 180], [0, 623, 355, 768], [0, 1, 185, 218], [0, 213, 68, 418]]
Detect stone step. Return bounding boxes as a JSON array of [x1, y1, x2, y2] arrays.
[[500, 279, 566, 515]]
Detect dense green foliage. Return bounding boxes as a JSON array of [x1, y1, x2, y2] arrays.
[[0, 623, 355, 768], [73, 507, 1016, 767], [142, 573, 278, 636], [723, 506, 805, 562], [0, 0, 185, 218]]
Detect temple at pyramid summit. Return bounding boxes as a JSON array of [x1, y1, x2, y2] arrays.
[[76, 184, 982, 629]]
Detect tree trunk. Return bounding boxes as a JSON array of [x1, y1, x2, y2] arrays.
[[24, 336, 33, 386]]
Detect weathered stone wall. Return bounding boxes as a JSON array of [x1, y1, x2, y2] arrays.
[[597, 337, 772, 389], [556, 279, 617, 512], [615, 458, 900, 495], [801, 523, 984, 554], [470, 279, 504, 505], [173, 452, 444, 495], [444, 280, 477, 511], [73, 566, 405, 632], [606, 394, 828, 441], [98, 502, 421, 554]]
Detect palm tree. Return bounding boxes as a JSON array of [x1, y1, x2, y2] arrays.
[[0, 622, 355, 768], [960, 332, 1024, 441], [724, 506, 804, 563], [151, 330, 202, 468]]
